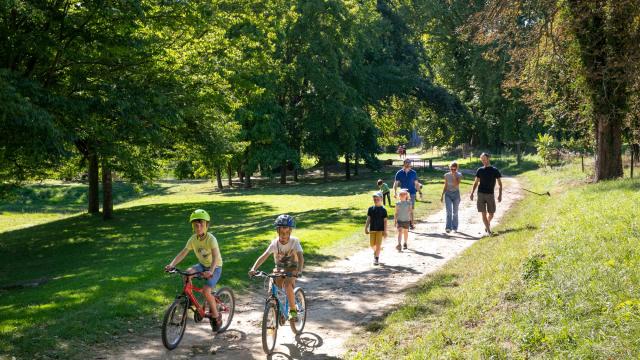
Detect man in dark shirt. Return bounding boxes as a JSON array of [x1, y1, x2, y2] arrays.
[[470, 153, 503, 235]]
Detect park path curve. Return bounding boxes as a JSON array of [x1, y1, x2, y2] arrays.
[[100, 176, 522, 360]]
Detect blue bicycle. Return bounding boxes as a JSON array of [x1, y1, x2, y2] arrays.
[[251, 271, 307, 354]]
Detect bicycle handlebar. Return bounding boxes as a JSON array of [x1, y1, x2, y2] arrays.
[[165, 267, 204, 276], [251, 270, 298, 279]]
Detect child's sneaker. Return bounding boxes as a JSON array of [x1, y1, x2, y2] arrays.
[[373, 257, 380, 266], [403, 243, 408, 250], [395, 244, 401, 251], [288, 310, 298, 321]]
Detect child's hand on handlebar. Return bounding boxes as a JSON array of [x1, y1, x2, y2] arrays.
[[202, 270, 213, 279], [164, 265, 175, 272], [248, 269, 257, 277]]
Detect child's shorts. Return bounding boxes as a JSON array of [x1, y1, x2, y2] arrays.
[[191, 263, 222, 288], [397, 221, 410, 229], [369, 231, 384, 247]]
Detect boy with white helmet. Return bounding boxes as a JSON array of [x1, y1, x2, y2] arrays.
[[249, 214, 305, 321]]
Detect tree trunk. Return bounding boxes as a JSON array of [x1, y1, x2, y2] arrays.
[[244, 170, 252, 188], [631, 145, 635, 179], [87, 148, 100, 214], [345, 153, 351, 180], [323, 163, 328, 182], [280, 160, 287, 184], [634, 144, 640, 162], [567, 0, 629, 181], [101, 161, 113, 220], [227, 163, 233, 187], [239, 170, 244, 183], [293, 168, 299, 182], [354, 153, 359, 176], [215, 167, 223, 190]]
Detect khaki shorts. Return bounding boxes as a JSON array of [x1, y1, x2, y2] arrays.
[[477, 192, 496, 213], [369, 231, 384, 247]]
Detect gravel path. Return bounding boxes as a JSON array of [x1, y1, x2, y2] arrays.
[[100, 176, 522, 360]]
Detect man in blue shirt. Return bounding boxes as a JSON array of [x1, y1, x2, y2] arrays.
[[393, 158, 419, 229]]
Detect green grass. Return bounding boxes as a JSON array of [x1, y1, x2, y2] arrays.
[[0, 165, 469, 359], [346, 162, 640, 359]]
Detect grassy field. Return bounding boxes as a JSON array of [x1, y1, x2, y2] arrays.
[[346, 162, 640, 359], [0, 164, 472, 359]]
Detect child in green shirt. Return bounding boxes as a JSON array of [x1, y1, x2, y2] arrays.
[[377, 179, 393, 207]]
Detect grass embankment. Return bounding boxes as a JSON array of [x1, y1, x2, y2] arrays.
[[0, 166, 468, 359], [347, 163, 640, 359]]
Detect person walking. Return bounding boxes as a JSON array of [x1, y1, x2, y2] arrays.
[[393, 158, 419, 229], [440, 161, 462, 233], [470, 153, 503, 235], [364, 192, 388, 266]]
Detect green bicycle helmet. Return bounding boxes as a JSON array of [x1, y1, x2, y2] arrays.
[[189, 209, 210, 223]]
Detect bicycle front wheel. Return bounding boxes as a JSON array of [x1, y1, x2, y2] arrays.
[[261, 300, 278, 354], [290, 287, 307, 334], [161, 296, 189, 350], [214, 287, 235, 332]]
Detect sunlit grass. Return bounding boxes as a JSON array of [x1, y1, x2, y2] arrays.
[[0, 165, 474, 358], [347, 162, 640, 359]]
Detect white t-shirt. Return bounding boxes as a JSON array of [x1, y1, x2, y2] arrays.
[[266, 236, 303, 263]]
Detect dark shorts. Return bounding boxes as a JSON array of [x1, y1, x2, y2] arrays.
[[397, 221, 410, 229], [477, 192, 496, 213]]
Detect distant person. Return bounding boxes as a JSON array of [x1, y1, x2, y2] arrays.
[[401, 145, 407, 159], [393, 158, 419, 229], [470, 153, 503, 235], [394, 189, 412, 250], [364, 192, 388, 266], [397, 145, 404, 160], [440, 161, 462, 233], [165, 209, 223, 331], [377, 179, 392, 207]]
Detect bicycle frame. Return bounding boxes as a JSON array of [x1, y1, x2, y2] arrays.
[[268, 280, 290, 323], [173, 269, 229, 319]]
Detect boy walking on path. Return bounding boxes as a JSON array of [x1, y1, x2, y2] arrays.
[[365, 192, 388, 266], [470, 153, 503, 235], [377, 179, 393, 207], [394, 189, 412, 250], [393, 158, 419, 229]]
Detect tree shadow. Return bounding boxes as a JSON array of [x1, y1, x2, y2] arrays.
[[0, 181, 171, 214]]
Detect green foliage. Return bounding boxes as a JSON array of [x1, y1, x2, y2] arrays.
[[535, 133, 560, 167]]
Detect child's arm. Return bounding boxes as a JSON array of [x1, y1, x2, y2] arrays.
[[394, 207, 398, 226], [383, 217, 388, 239], [364, 216, 371, 234], [166, 248, 190, 270], [249, 249, 271, 276], [296, 252, 304, 275]]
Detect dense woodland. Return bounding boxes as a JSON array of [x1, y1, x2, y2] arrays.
[[2, 0, 639, 218]]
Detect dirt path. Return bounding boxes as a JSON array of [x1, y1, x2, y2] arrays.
[[102, 176, 522, 360]]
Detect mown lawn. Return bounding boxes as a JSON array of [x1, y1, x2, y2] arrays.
[[347, 162, 640, 359], [0, 165, 470, 359]]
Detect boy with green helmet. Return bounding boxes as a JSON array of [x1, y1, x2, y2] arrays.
[[165, 209, 224, 330]]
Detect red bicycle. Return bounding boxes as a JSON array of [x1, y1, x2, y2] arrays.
[[161, 268, 236, 350]]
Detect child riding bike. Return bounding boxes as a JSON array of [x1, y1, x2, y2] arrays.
[[248, 214, 304, 321], [165, 209, 224, 331]]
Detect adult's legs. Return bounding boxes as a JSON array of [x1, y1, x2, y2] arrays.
[[452, 191, 460, 230], [444, 192, 453, 230], [410, 195, 416, 228], [481, 211, 491, 232]]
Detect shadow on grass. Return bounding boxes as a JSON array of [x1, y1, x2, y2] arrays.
[[0, 181, 171, 214]]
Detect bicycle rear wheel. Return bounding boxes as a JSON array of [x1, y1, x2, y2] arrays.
[[290, 287, 307, 334], [214, 287, 235, 332], [161, 296, 189, 350], [261, 300, 278, 354]]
